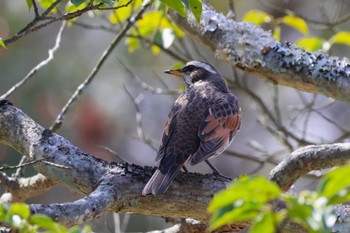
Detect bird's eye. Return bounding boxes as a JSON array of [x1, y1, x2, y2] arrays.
[[181, 65, 195, 73]]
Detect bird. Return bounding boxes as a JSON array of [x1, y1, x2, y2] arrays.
[[142, 61, 241, 195]]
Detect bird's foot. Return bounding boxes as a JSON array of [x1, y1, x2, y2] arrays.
[[205, 160, 231, 179]]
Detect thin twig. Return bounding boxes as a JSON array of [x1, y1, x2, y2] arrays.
[[14, 156, 27, 178], [16, 0, 62, 36], [123, 85, 159, 151], [0, 21, 66, 100], [42, 161, 70, 169], [119, 60, 181, 95], [258, 0, 350, 28], [96, 0, 133, 10], [0, 158, 44, 171], [50, 0, 151, 132], [3, 0, 134, 45], [96, 145, 130, 163], [32, 0, 40, 18]]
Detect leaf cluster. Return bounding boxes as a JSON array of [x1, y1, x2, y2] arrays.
[[0, 203, 91, 233], [209, 164, 350, 233]]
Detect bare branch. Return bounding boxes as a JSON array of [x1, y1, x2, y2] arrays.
[[0, 158, 44, 171], [3, 0, 134, 45], [123, 85, 159, 151], [0, 21, 66, 100], [120, 60, 181, 95], [50, 1, 151, 132]]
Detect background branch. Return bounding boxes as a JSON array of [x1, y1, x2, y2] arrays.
[[169, 2, 350, 103]]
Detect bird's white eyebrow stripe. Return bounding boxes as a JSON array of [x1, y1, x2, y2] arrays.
[[201, 64, 217, 74], [187, 61, 217, 74]]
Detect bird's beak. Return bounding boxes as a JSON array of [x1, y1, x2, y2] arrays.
[[164, 69, 183, 77]]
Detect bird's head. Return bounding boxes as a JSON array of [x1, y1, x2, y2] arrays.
[[165, 61, 227, 91]]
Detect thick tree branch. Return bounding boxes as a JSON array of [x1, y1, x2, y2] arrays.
[[0, 173, 58, 203], [0, 101, 229, 227], [1, 100, 350, 231], [169, 3, 350, 103], [268, 143, 350, 232], [269, 143, 350, 191]]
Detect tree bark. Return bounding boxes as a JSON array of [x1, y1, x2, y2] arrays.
[[169, 2, 350, 103]]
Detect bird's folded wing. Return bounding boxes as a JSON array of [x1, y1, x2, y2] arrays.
[[156, 103, 182, 162], [190, 97, 241, 165]]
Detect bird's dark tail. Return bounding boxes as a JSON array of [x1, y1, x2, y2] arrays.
[[142, 166, 182, 195]]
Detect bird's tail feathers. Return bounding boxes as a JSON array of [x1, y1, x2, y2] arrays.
[[142, 166, 182, 195]]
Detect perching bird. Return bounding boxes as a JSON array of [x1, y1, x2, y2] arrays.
[[142, 61, 241, 195]]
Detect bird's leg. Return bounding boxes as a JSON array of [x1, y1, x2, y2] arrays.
[[205, 160, 231, 180], [205, 160, 222, 175], [205, 160, 232, 180]]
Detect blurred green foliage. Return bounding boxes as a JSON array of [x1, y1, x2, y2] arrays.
[[209, 164, 350, 233], [243, 10, 350, 52], [0, 39, 6, 49], [0, 203, 91, 233]]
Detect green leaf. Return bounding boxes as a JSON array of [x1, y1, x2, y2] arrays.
[[318, 164, 350, 204], [285, 191, 336, 233], [101, 0, 114, 5], [171, 61, 185, 70], [0, 205, 7, 221], [65, 1, 88, 13], [250, 212, 276, 233], [208, 176, 280, 212], [329, 31, 350, 46], [70, 0, 87, 6], [26, 0, 33, 10], [29, 214, 60, 232], [273, 26, 281, 41], [160, 0, 187, 18], [68, 225, 92, 233], [210, 204, 257, 230], [208, 176, 281, 230], [242, 10, 272, 26], [109, 0, 142, 24], [9, 203, 30, 220], [188, 0, 202, 22], [0, 38, 6, 49], [282, 15, 309, 35], [126, 36, 140, 52], [296, 37, 324, 52], [38, 0, 59, 12]]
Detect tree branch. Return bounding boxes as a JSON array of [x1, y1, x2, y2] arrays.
[[0, 100, 230, 227], [0, 173, 58, 203], [50, 0, 150, 132], [169, 2, 350, 103], [0, 21, 66, 100], [1, 99, 350, 231], [269, 143, 350, 191]]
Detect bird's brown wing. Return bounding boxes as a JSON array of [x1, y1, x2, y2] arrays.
[[155, 102, 182, 162], [190, 94, 241, 165]]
